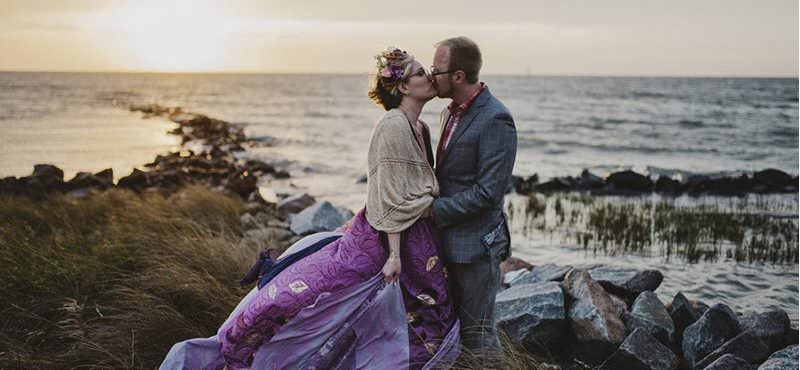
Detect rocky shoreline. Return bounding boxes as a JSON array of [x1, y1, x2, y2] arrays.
[[496, 260, 798, 369], [512, 169, 799, 197], [1, 104, 797, 369]]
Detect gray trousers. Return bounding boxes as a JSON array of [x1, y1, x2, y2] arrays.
[[446, 232, 507, 353]]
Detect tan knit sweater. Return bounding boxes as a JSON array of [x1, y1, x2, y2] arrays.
[[366, 109, 439, 233]]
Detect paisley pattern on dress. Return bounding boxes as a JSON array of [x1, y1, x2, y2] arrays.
[[208, 208, 455, 370]]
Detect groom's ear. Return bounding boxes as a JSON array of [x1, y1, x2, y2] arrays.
[[453, 70, 466, 84]]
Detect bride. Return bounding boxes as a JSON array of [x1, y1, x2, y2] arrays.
[[160, 47, 460, 370]]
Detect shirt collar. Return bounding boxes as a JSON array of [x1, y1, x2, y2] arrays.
[[447, 82, 486, 115]]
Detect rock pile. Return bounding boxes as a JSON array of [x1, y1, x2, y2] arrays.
[[512, 169, 799, 197], [497, 263, 799, 370]]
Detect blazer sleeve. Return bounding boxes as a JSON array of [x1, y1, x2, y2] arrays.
[[431, 112, 517, 229]]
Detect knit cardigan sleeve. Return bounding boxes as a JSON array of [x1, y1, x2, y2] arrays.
[[365, 110, 439, 233]]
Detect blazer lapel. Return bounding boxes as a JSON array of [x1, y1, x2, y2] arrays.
[[438, 89, 491, 169]]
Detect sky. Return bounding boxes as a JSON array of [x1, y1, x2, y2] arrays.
[[0, 0, 797, 76]]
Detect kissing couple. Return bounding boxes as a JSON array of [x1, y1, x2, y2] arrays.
[[161, 36, 518, 370]]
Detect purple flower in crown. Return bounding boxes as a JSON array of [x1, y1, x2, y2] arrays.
[[375, 47, 411, 84], [390, 64, 405, 80]]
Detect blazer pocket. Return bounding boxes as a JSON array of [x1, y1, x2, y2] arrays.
[[482, 219, 510, 261]]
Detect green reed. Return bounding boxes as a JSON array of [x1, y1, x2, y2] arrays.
[[506, 192, 798, 264]]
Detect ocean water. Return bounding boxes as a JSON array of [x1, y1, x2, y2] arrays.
[[1, 72, 797, 324]]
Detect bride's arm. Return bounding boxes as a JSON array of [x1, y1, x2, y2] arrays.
[[383, 232, 401, 284]]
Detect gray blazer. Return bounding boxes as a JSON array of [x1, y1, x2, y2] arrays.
[[431, 87, 517, 264]]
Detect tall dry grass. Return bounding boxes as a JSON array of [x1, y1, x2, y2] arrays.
[[0, 186, 549, 369], [0, 186, 256, 369]]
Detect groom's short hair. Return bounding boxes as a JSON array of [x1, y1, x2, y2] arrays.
[[435, 37, 482, 84]]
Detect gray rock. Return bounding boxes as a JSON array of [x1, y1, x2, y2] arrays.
[[669, 292, 702, 348], [608, 292, 629, 317], [503, 268, 529, 285], [703, 354, 757, 370], [695, 330, 770, 369], [785, 327, 798, 346], [289, 201, 346, 235], [682, 303, 742, 368], [599, 328, 678, 370], [564, 269, 626, 344], [757, 344, 798, 370], [587, 265, 663, 299], [277, 192, 316, 215], [495, 281, 569, 355], [509, 264, 573, 285], [739, 310, 791, 352], [623, 291, 675, 346], [336, 206, 355, 222]]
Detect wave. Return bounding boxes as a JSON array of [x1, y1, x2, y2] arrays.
[[520, 139, 723, 155], [677, 119, 704, 128]]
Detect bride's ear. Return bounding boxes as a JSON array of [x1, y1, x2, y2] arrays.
[[398, 82, 410, 96]]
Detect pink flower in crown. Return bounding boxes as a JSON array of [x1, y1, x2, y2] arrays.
[[380, 67, 393, 78]]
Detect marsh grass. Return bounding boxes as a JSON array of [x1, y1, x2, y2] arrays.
[[0, 186, 258, 369], [507, 192, 798, 263]]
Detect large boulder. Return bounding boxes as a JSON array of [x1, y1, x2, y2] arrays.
[[739, 310, 791, 352], [757, 344, 798, 370], [703, 354, 757, 370], [564, 269, 626, 365], [605, 170, 653, 193], [500, 257, 534, 276], [25, 164, 66, 192], [118, 168, 150, 191], [579, 169, 605, 190], [752, 169, 793, 192], [598, 328, 678, 370], [509, 264, 573, 286], [587, 265, 663, 300], [654, 175, 682, 195], [495, 282, 569, 356], [623, 291, 675, 346], [695, 330, 770, 369], [669, 292, 702, 348], [277, 192, 316, 215], [289, 201, 347, 235], [682, 303, 742, 368], [534, 177, 572, 193]]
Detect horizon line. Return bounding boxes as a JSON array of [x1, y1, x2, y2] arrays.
[[0, 69, 797, 79]]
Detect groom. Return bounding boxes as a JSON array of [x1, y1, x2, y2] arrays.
[[426, 37, 517, 353]]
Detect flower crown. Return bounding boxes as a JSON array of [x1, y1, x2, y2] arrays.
[[374, 47, 413, 91]]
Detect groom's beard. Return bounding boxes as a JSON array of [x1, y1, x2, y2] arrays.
[[435, 83, 453, 98]]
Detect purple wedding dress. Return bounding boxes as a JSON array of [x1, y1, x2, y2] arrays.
[[160, 208, 460, 370]]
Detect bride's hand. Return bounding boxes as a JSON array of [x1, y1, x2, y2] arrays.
[[382, 253, 401, 285]]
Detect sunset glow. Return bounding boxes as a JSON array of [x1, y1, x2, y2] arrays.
[[98, 1, 232, 72], [0, 0, 796, 76]]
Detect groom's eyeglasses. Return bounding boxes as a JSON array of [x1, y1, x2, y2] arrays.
[[430, 67, 459, 77]]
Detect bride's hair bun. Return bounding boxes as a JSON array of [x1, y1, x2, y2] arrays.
[[368, 47, 414, 110]]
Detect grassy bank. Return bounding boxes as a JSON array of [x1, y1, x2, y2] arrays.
[[0, 187, 547, 370], [0, 186, 255, 369]]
